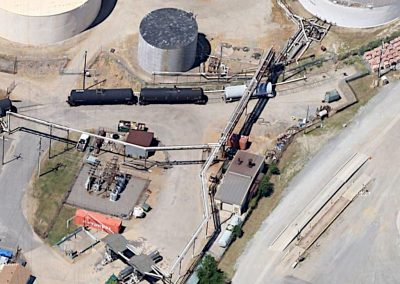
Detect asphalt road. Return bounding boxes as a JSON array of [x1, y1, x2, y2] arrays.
[[0, 132, 42, 251], [233, 81, 400, 283]]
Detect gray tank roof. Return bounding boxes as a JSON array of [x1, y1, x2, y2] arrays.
[[139, 8, 198, 50]]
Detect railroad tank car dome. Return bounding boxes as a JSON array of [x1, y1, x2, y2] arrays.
[[138, 8, 199, 73], [299, 0, 400, 28], [0, 0, 102, 45]]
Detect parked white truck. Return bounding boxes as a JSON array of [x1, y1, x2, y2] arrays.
[[76, 134, 90, 152]]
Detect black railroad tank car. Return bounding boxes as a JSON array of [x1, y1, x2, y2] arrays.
[[67, 88, 137, 106], [139, 87, 208, 105], [0, 98, 15, 117]]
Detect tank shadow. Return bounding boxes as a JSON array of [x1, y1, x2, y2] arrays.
[[192, 33, 212, 69], [87, 0, 118, 30]]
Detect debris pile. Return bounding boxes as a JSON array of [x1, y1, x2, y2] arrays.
[[364, 37, 400, 72]]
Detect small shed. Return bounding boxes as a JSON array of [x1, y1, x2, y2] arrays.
[[125, 130, 154, 158], [323, 90, 341, 103]]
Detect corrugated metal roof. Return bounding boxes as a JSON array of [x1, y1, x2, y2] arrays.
[[102, 234, 155, 275], [126, 130, 154, 147], [215, 151, 264, 207], [215, 173, 252, 206], [102, 234, 128, 253], [128, 254, 155, 274]]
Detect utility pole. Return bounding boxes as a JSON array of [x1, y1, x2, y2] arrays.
[[304, 105, 310, 134], [306, 105, 309, 124], [49, 125, 52, 159], [2, 135, 5, 165], [83, 51, 88, 90], [65, 129, 70, 151], [378, 40, 385, 79], [37, 137, 42, 177]]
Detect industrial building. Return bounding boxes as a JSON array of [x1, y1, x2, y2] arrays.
[[299, 0, 400, 28], [215, 151, 264, 215], [0, 263, 31, 284], [138, 8, 198, 73], [125, 129, 155, 158], [0, 0, 102, 44], [102, 234, 166, 282]]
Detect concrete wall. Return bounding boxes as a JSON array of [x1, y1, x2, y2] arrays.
[[138, 32, 197, 73], [299, 0, 400, 28], [0, 0, 102, 45]]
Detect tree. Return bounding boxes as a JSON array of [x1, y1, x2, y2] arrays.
[[232, 225, 243, 239], [269, 163, 280, 175], [197, 255, 226, 284], [259, 175, 274, 197]]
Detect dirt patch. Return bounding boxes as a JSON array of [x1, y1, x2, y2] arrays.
[[84, 51, 144, 91], [0, 89, 7, 99]]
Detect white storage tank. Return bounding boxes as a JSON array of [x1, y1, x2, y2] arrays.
[[299, 0, 400, 28], [224, 85, 247, 102], [0, 0, 102, 45], [138, 8, 198, 73]]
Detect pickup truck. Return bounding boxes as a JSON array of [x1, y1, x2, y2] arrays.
[[76, 134, 90, 152]]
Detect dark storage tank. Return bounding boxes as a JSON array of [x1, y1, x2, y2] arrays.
[[0, 98, 15, 117], [67, 89, 137, 106], [139, 87, 207, 105], [138, 8, 198, 73]]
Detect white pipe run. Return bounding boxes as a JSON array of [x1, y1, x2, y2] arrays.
[[169, 49, 275, 275], [5, 111, 218, 152]]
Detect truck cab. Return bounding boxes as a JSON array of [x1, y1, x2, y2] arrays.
[[76, 134, 90, 152]]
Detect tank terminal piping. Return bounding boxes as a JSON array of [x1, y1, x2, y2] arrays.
[[4, 112, 218, 152]]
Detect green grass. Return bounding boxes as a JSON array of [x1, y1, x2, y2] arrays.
[[32, 140, 84, 241], [47, 205, 78, 245]]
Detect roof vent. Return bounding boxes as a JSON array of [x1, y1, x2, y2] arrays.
[[248, 158, 256, 168], [237, 158, 243, 165]]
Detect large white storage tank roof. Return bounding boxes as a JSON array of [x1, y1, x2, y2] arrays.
[[299, 0, 400, 28], [0, 0, 102, 44]]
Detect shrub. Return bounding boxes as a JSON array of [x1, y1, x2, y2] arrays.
[[269, 163, 280, 175], [259, 175, 274, 198], [197, 255, 226, 284]]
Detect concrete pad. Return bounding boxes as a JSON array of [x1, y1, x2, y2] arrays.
[[67, 165, 149, 216], [270, 153, 369, 252], [342, 174, 372, 201]]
